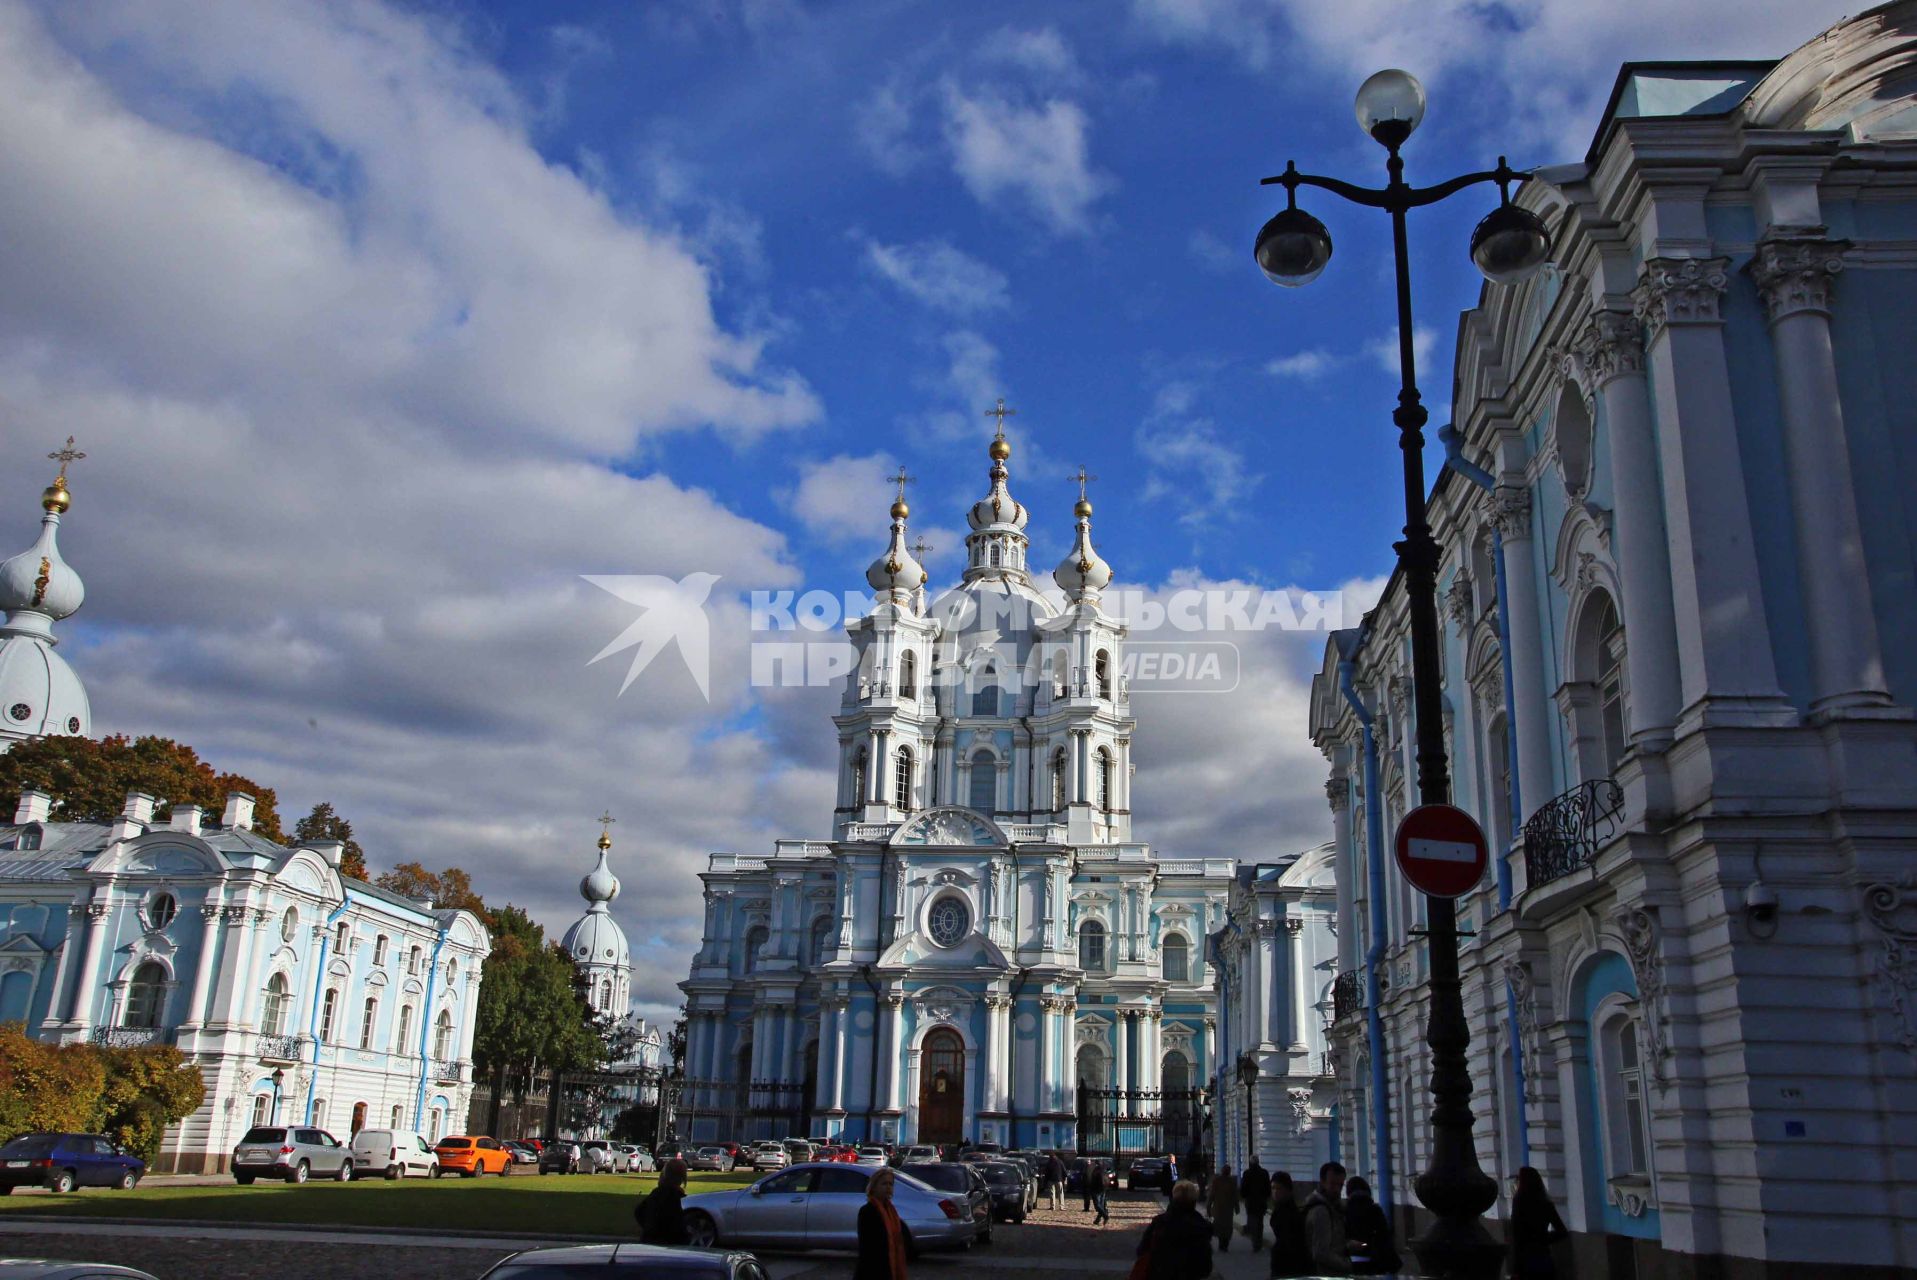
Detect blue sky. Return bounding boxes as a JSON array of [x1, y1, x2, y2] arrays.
[[0, 0, 1854, 1020]]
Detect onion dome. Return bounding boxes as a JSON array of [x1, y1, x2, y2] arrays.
[[1054, 474, 1113, 601], [866, 470, 925, 604], [1, 445, 91, 745], [562, 823, 630, 970], [967, 440, 1028, 532]]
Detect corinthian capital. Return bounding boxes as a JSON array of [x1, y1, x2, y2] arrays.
[[1631, 257, 1731, 338], [1488, 486, 1532, 540], [1748, 237, 1848, 323], [1562, 309, 1644, 395], [1324, 776, 1351, 813]]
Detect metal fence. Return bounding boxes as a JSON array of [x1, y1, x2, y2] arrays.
[[1075, 1086, 1211, 1160], [673, 1078, 812, 1147]]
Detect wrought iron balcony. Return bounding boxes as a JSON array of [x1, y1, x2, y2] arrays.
[[1523, 777, 1624, 890], [90, 1025, 173, 1049], [257, 1032, 304, 1062], [1331, 970, 1362, 1023]]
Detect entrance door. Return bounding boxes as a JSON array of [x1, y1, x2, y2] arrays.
[[917, 1029, 964, 1145]]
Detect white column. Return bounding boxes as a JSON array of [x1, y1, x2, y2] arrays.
[[1115, 1011, 1133, 1114], [1631, 258, 1790, 726], [68, 901, 110, 1029], [1487, 489, 1556, 814], [1751, 237, 1896, 717], [1073, 730, 1089, 803], [1571, 310, 1682, 749], [1040, 1000, 1059, 1113], [1328, 775, 1358, 972], [1254, 922, 1276, 1046], [781, 1005, 799, 1083], [1144, 1010, 1161, 1097], [878, 997, 902, 1111], [826, 1003, 848, 1112], [982, 999, 1002, 1112], [1287, 917, 1311, 1052], [185, 895, 224, 1027]]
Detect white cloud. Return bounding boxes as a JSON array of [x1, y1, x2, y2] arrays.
[[1365, 325, 1438, 375], [854, 79, 921, 177], [782, 452, 902, 546], [860, 237, 1010, 315], [978, 26, 1082, 83], [1265, 349, 1335, 379], [940, 82, 1113, 235], [1188, 227, 1240, 273], [1136, 381, 1263, 528]]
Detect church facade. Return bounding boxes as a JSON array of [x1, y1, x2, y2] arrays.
[[679, 427, 1233, 1151]]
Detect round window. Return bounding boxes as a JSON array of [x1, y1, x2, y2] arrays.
[[281, 907, 299, 943], [927, 897, 970, 948], [66, 717, 80, 733], [8, 703, 29, 722], [146, 892, 178, 930]]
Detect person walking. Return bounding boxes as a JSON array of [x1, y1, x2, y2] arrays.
[[1092, 1160, 1112, 1225], [1267, 1171, 1312, 1279], [1044, 1151, 1066, 1212], [634, 1157, 689, 1245], [1136, 1180, 1215, 1280], [1508, 1166, 1571, 1279], [1302, 1161, 1350, 1275], [1240, 1156, 1272, 1251], [1342, 1176, 1399, 1274], [1207, 1163, 1239, 1253], [1080, 1156, 1095, 1212], [857, 1167, 909, 1280], [1164, 1153, 1180, 1202]]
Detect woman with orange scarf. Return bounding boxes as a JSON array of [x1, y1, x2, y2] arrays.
[[857, 1167, 910, 1280]]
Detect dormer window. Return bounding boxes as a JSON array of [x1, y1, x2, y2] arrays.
[[15, 825, 41, 852]]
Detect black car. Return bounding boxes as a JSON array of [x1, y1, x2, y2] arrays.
[[481, 1244, 769, 1279], [901, 1160, 992, 1243], [538, 1142, 583, 1174], [1126, 1157, 1173, 1190], [0, 1133, 145, 1194], [976, 1160, 1032, 1222]]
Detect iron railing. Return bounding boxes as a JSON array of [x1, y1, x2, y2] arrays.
[[257, 1033, 304, 1061], [1332, 970, 1362, 1023], [1523, 777, 1624, 889], [1076, 1086, 1211, 1159], [91, 1025, 172, 1049]]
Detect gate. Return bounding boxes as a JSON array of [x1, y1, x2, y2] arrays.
[[672, 1078, 812, 1146], [1076, 1086, 1211, 1161]]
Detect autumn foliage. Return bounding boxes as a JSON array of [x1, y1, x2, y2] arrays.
[[0, 1023, 206, 1162], [0, 734, 283, 841]]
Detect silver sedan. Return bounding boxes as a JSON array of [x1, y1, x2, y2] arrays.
[[681, 1162, 977, 1254]]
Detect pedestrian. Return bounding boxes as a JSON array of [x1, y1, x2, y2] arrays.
[[856, 1167, 909, 1280], [634, 1157, 689, 1245], [1240, 1155, 1272, 1250], [1508, 1166, 1571, 1280], [1092, 1160, 1112, 1225], [1343, 1176, 1400, 1275], [1302, 1161, 1351, 1275], [1080, 1156, 1095, 1212], [1207, 1163, 1239, 1253], [1268, 1171, 1312, 1279], [1164, 1153, 1180, 1202], [1045, 1151, 1067, 1211], [1136, 1180, 1214, 1280]]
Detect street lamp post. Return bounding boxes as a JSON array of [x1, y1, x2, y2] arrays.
[[270, 1067, 285, 1125], [1252, 69, 1550, 1280], [1235, 1052, 1259, 1171]]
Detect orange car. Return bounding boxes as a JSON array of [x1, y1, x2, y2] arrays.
[[433, 1135, 513, 1177]]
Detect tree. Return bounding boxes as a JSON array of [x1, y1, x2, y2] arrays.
[[374, 862, 486, 916], [472, 906, 602, 1135], [668, 1006, 689, 1078], [0, 1024, 204, 1163], [0, 734, 283, 841], [293, 802, 367, 881]]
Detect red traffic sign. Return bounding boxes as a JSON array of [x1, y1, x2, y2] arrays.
[[1393, 804, 1489, 898]]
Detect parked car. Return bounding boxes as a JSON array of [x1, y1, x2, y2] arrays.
[[434, 1135, 513, 1177], [616, 1144, 655, 1172], [687, 1146, 734, 1172], [977, 1160, 1032, 1222], [681, 1163, 976, 1253], [539, 1143, 582, 1175], [854, 1146, 888, 1168], [747, 1143, 789, 1171], [896, 1144, 939, 1166], [0, 1133, 144, 1194], [350, 1129, 438, 1180], [479, 1244, 770, 1280], [231, 1125, 351, 1185], [0, 1264, 160, 1278], [1065, 1158, 1109, 1193], [781, 1139, 814, 1165], [502, 1140, 540, 1165], [901, 1161, 992, 1244]]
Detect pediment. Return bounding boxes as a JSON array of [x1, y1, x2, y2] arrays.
[[877, 930, 1010, 970], [0, 933, 50, 956], [891, 807, 1006, 849], [90, 833, 225, 878]]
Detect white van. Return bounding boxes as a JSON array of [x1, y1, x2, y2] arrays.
[[351, 1129, 438, 1179]]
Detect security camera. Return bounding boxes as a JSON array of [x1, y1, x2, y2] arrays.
[[1744, 880, 1778, 931]]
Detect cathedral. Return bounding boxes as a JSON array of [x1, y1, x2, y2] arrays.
[[679, 420, 1234, 1152]]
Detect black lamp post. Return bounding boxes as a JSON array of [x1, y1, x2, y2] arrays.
[[1253, 69, 1550, 1280], [1234, 1052, 1258, 1169], [270, 1067, 285, 1125]]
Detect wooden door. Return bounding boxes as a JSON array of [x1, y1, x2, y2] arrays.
[[918, 1029, 964, 1145]]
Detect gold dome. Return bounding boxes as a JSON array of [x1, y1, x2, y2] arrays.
[[41, 481, 70, 514], [597, 830, 613, 851], [989, 436, 1011, 462], [1074, 497, 1093, 518], [891, 499, 910, 520]]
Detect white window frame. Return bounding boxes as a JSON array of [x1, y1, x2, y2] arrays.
[[1593, 993, 1656, 1207], [1078, 920, 1107, 972], [359, 996, 379, 1051], [319, 987, 339, 1044]]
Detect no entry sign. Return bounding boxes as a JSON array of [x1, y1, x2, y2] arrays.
[[1393, 804, 1489, 898]]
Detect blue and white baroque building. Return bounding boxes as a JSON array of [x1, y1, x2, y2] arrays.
[[680, 429, 1234, 1150], [0, 469, 491, 1172], [1308, 8, 1917, 1277]]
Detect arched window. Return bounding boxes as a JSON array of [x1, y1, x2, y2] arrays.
[[335, 922, 350, 954], [1095, 650, 1112, 700], [123, 962, 166, 1029], [894, 747, 915, 812], [1095, 748, 1114, 812], [599, 979, 613, 1010], [972, 666, 998, 717], [1594, 596, 1627, 773], [395, 1003, 414, 1055], [262, 972, 291, 1037], [1597, 1001, 1652, 1186], [850, 747, 868, 807], [373, 935, 389, 966], [408, 946, 422, 975], [1162, 934, 1189, 982], [968, 751, 996, 813], [809, 916, 833, 968], [989, 544, 1001, 567], [433, 1009, 454, 1061], [1078, 920, 1107, 972], [359, 997, 379, 1050], [320, 988, 340, 1043], [390, 1104, 404, 1129], [898, 652, 917, 699], [1051, 749, 1068, 811], [743, 925, 769, 975]]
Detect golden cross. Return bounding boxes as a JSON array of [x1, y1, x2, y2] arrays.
[[911, 536, 934, 563], [984, 398, 1017, 438], [598, 810, 617, 833], [890, 466, 915, 502], [47, 436, 85, 484], [1072, 467, 1098, 501]]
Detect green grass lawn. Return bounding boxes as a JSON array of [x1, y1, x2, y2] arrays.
[[0, 1169, 761, 1237]]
